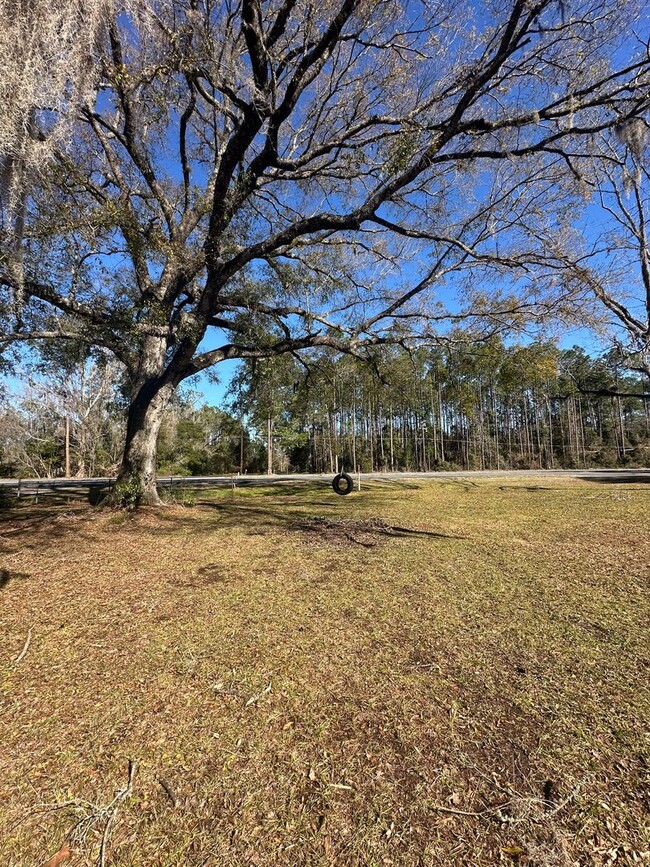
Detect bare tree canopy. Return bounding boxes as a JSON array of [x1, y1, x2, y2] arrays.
[[557, 122, 650, 379], [1, 0, 649, 502]]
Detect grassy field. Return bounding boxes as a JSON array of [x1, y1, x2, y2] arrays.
[[1, 477, 649, 866]]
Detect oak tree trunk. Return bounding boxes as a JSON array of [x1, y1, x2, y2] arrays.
[[115, 382, 174, 505]]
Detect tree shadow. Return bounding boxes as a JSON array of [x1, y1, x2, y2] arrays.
[[291, 516, 466, 547], [1, 485, 108, 509], [498, 485, 561, 492], [416, 477, 480, 490], [576, 471, 650, 484], [0, 504, 68, 527], [193, 500, 303, 532], [234, 482, 330, 497], [149, 499, 465, 546], [363, 480, 425, 491], [177, 563, 233, 589], [0, 569, 31, 590], [0, 503, 105, 550], [88, 486, 112, 505]]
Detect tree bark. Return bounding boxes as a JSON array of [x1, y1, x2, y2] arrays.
[[115, 381, 173, 506]]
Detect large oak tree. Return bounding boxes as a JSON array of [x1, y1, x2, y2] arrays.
[[1, 0, 649, 503]]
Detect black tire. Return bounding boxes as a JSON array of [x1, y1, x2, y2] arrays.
[[332, 472, 354, 495]]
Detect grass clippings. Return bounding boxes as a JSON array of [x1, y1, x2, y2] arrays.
[[1, 477, 649, 866]]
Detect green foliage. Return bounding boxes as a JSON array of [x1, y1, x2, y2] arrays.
[[159, 486, 197, 507], [228, 339, 650, 473], [382, 127, 424, 176], [157, 403, 245, 476], [112, 473, 142, 509]]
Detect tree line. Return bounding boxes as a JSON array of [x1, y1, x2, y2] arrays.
[[233, 341, 650, 473], [0, 351, 248, 479], [3, 340, 647, 478]]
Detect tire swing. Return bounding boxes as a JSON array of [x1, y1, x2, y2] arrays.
[[332, 472, 354, 496]]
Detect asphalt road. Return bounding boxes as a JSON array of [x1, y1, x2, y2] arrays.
[[0, 467, 648, 498]]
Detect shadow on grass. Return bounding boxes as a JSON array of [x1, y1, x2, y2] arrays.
[[150, 498, 466, 544], [88, 486, 112, 505], [362, 480, 425, 491], [436, 478, 480, 488], [227, 479, 428, 496], [0, 477, 466, 547], [195, 500, 315, 532], [0, 504, 68, 526], [233, 480, 330, 494], [0, 568, 31, 590], [576, 471, 650, 484], [498, 485, 562, 492], [0, 485, 112, 510], [233, 483, 331, 498], [0, 502, 105, 550]]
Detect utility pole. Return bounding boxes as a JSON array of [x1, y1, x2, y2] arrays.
[[267, 414, 273, 474], [64, 393, 71, 478]]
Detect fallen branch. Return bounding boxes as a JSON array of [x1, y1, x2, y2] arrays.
[[428, 780, 585, 824], [98, 759, 137, 867], [428, 804, 486, 818], [30, 761, 137, 865], [13, 627, 33, 665], [157, 776, 179, 807], [544, 780, 584, 818]]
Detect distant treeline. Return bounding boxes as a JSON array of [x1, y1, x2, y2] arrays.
[[1, 341, 648, 478], [233, 341, 650, 474]]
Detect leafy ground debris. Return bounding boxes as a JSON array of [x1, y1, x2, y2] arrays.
[[1, 478, 649, 866], [291, 516, 401, 547]]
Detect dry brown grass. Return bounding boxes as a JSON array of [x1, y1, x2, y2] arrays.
[[1, 477, 649, 866]]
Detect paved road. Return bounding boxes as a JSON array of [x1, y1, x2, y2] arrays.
[[0, 467, 648, 499]]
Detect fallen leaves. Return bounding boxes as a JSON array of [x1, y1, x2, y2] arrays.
[[1, 480, 649, 866], [42, 844, 71, 867], [245, 681, 272, 707]]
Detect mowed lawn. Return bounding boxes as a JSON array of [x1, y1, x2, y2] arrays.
[[1, 478, 649, 867]]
